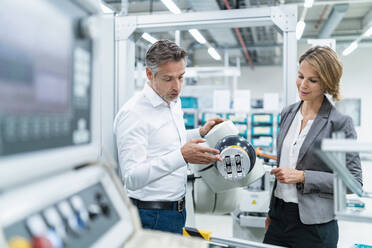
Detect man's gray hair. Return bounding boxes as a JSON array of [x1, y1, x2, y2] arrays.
[[145, 40, 188, 74]]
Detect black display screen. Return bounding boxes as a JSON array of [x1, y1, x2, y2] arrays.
[[0, 2, 72, 115], [0, 0, 92, 156]]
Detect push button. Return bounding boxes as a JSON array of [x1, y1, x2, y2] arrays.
[[88, 204, 101, 220], [70, 195, 89, 227], [44, 207, 66, 240], [57, 201, 80, 234], [8, 236, 31, 248], [95, 192, 111, 218], [31, 236, 53, 248], [26, 215, 47, 237], [44, 229, 63, 248]]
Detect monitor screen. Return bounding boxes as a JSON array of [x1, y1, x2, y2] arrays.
[[0, 0, 92, 156]]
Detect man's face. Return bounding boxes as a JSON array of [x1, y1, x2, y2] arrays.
[[147, 60, 185, 104]]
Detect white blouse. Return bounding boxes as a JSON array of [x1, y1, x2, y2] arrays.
[[274, 109, 314, 203]]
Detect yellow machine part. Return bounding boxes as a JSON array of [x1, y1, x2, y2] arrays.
[[183, 227, 212, 241]]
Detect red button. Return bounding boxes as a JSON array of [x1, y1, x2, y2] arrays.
[[32, 236, 53, 248]]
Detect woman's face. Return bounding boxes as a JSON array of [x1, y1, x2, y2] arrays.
[[296, 60, 324, 103]]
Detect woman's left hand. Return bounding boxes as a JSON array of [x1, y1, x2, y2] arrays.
[[270, 167, 305, 184]]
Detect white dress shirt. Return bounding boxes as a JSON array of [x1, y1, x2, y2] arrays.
[[275, 109, 314, 203], [113, 83, 200, 201]]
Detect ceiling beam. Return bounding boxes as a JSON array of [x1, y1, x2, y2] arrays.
[[318, 4, 349, 38], [363, 7, 372, 31], [286, 0, 372, 6]]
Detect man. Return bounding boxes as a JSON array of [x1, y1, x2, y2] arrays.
[[113, 40, 223, 234]]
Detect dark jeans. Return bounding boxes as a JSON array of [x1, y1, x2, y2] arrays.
[[263, 197, 338, 248], [138, 207, 186, 234]]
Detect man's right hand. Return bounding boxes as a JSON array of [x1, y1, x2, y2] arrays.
[[181, 138, 222, 164]]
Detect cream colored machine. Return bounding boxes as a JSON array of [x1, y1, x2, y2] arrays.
[[190, 121, 265, 214]]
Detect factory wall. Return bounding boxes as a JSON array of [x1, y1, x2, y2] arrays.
[[235, 44, 372, 142], [237, 65, 283, 101], [337, 46, 372, 142]]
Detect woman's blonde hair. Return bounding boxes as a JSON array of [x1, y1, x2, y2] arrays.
[[299, 46, 343, 101]]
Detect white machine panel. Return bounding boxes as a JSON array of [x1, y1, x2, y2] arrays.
[[0, 165, 134, 247], [0, 164, 210, 248]]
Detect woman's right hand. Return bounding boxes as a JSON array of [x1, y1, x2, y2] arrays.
[[265, 216, 271, 231]]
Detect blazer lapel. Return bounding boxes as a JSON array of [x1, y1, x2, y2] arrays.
[[296, 97, 332, 167], [277, 101, 302, 158]]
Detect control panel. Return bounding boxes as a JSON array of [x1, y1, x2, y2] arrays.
[[0, 165, 134, 248], [5, 184, 118, 248]]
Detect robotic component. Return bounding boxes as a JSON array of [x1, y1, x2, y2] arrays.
[[233, 148, 278, 242], [190, 121, 265, 214], [215, 135, 256, 180]]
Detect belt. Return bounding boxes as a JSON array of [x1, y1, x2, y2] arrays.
[[130, 197, 185, 213]]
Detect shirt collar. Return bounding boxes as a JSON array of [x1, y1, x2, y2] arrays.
[[143, 83, 179, 107], [298, 108, 314, 122], [143, 82, 166, 107]]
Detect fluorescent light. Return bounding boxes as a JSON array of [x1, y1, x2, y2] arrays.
[[189, 29, 207, 44], [296, 21, 306, 40], [304, 0, 314, 8], [363, 26, 372, 37], [142, 33, 158, 44], [161, 0, 181, 14], [342, 41, 358, 56], [208, 47, 221, 61], [100, 2, 113, 14]]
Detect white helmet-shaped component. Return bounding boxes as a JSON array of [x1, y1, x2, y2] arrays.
[[191, 121, 265, 214], [215, 135, 256, 180]]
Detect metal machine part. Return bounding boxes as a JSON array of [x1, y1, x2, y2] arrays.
[[0, 164, 208, 248], [215, 135, 256, 181], [233, 151, 278, 242], [189, 122, 264, 216], [193, 178, 241, 214], [316, 137, 372, 223], [0, 165, 133, 248]]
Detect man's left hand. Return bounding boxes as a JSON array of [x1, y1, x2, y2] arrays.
[[199, 117, 225, 137], [270, 167, 305, 184]]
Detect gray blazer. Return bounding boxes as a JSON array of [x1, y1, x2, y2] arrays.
[[269, 96, 362, 225]]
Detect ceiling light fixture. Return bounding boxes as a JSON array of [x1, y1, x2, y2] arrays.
[[342, 41, 358, 56], [142, 33, 158, 44], [296, 2, 311, 41], [161, 0, 220, 62], [160, 0, 181, 14], [304, 0, 314, 8], [363, 26, 372, 37], [100, 1, 113, 14], [296, 21, 306, 40], [208, 47, 221, 61], [189, 29, 207, 44]]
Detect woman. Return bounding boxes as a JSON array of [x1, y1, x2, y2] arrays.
[[263, 46, 362, 248]]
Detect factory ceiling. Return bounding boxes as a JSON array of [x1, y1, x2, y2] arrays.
[[103, 0, 372, 67]]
